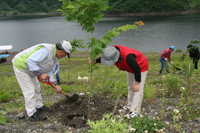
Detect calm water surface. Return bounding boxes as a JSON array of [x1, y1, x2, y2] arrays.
[[0, 13, 200, 52]]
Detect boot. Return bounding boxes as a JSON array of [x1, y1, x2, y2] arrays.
[[36, 106, 52, 112], [30, 112, 47, 121], [158, 70, 162, 75]]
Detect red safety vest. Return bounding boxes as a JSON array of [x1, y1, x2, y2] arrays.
[[114, 45, 149, 73]]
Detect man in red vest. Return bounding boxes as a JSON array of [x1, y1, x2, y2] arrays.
[[89, 45, 149, 118]]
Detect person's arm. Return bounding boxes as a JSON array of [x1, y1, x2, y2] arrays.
[[168, 52, 172, 62], [96, 57, 101, 63], [27, 47, 49, 78], [53, 63, 60, 75], [126, 54, 141, 82]]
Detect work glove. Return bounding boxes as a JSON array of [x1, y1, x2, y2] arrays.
[[165, 58, 167, 61], [170, 61, 173, 65]]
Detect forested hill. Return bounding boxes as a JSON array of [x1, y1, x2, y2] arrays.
[[0, 0, 200, 15]]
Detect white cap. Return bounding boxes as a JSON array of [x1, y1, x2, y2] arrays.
[[61, 40, 72, 53], [56, 40, 72, 58]]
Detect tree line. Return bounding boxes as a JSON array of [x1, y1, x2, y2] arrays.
[[0, 0, 62, 13], [0, 0, 200, 14]]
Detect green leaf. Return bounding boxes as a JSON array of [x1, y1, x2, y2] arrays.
[[67, 5, 75, 9], [101, 4, 109, 10], [131, 24, 138, 29], [0, 115, 6, 124], [0, 110, 6, 115]]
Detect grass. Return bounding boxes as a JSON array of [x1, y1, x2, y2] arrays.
[[0, 50, 200, 132]]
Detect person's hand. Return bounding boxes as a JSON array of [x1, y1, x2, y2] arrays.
[[40, 73, 50, 80], [88, 57, 96, 64], [165, 58, 167, 61], [54, 85, 61, 93], [170, 61, 173, 65], [132, 82, 140, 92]]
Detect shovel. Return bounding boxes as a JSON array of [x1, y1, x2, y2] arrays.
[[39, 78, 79, 102], [171, 64, 181, 70]]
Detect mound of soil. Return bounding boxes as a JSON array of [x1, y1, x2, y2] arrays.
[[40, 94, 122, 128]]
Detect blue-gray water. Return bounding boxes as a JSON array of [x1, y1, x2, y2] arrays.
[[0, 13, 200, 52]]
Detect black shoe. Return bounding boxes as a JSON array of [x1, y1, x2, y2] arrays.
[[57, 80, 60, 85], [158, 70, 162, 75], [36, 106, 52, 112], [30, 112, 47, 121]]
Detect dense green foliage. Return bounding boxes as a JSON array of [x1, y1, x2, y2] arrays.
[[0, 0, 62, 13], [0, 0, 200, 15]]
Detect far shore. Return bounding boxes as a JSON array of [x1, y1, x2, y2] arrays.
[[0, 10, 200, 18]]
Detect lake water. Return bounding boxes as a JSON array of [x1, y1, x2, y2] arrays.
[[0, 13, 200, 52]]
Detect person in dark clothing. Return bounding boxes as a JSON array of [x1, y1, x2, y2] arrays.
[[89, 45, 149, 119], [187, 44, 200, 69]]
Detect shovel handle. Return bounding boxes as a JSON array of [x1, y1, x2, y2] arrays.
[[39, 78, 68, 97]]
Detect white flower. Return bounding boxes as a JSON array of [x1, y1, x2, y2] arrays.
[[165, 121, 169, 125], [129, 126, 136, 131], [155, 112, 158, 116], [184, 108, 187, 110], [142, 108, 145, 111], [173, 109, 179, 114], [145, 130, 148, 133], [162, 75, 166, 78], [160, 129, 163, 132], [79, 93, 84, 96], [82, 77, 89, 82], [154, 123, 157, 126], [181, 87, 185, 90], [140, 115, 143, 118], [77, 76, 82, 80]]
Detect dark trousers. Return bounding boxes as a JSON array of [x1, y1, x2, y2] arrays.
[[193, 58, 199, 69]]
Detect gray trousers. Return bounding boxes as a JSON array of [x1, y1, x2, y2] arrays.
[[127, 71, 148, 113], [13, 65, 43, 117]]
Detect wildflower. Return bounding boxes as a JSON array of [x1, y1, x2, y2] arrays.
[[145, 130, 148, 133], [79, 93, 84, 96], [181, 87, 185, 90], [184, 108, 187, 110], [173, 109, 179, 114], [140, 115, 143, 118], [165, 121, 169, 125], [155, 112, 158, 116], [154, 123, 157, 126]]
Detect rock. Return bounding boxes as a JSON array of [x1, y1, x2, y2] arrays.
[[44, 124, 51, 128], [17, 112, 25, 119], [194, 118, 200, 123]]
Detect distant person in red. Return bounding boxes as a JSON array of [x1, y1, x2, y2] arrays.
[[159, 46, 175, 75], [89, 45, 149, 118], [187, 44, 200, 69], [6, 50, 8, 54]]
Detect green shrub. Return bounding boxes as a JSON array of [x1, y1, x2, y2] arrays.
[[0, 90, 11, 102], [144, 84, 156, 103], [87, 113, 130, 133], [175, 49, 182, 52], [165, 73, 181, 96], [129, 116, 166, 133]]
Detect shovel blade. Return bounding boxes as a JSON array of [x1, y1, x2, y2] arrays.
[[66, 94, 79, 102]]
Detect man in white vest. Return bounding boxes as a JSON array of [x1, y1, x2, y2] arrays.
[[12, 40, 72, 121]]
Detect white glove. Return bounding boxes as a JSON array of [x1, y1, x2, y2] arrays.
[[170, 61, 173, 65], [165, 58, 167, 61]]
